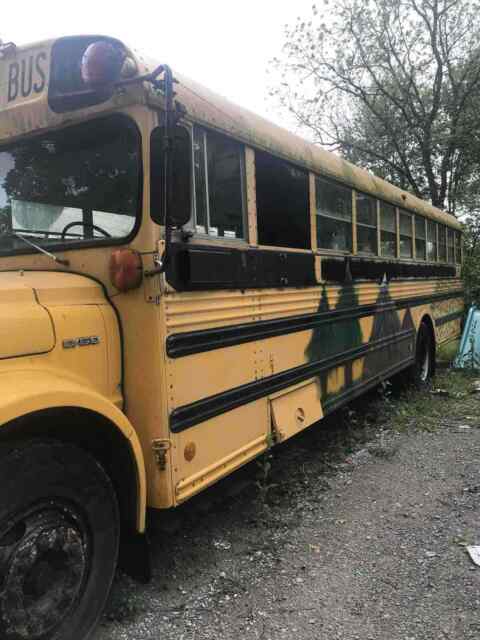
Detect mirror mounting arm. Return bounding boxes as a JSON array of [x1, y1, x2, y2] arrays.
[[134, 64, 176, 275], [159, 64, 174, 274]]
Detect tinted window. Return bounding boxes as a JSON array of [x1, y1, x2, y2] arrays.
[[380, 202, 396, 258], [399, 211, 413, 258], [316, 176, 352, 251], [256, 151, 310, 249], [0, 115, 139, 248], [415, 216, 426, 260], [356, 193, 377, 254], [193, 127, 245, 239], [427, 220, 437, 261]]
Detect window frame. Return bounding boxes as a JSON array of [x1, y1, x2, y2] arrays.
[[255, 150, 311, 251], [414, 215, 427, 261], [188, 124, 248, 242], [315, 175, 353, 255], [455, 230, 462, 264], [426, 219, 438, 262], [399, 210, 414, 259], [447, 227, 455, 264], [379, 200, 398, 259], [438, 224, 447, 262], [355, 191, 378, 256], [0, 113, 143, 258]]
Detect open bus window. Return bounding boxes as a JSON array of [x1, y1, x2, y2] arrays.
[[399, 211, 413, 258], [427, 220, 437, 261], [191, 126, 245, 239], [315, 177, 352, 252], [0, 115, 139, 248], [356, 193, 377, 255], [380, 202, 396, 257], [415, 215, 426, 260], [256, 151, 310, 249], [438, 225, 447, 262]]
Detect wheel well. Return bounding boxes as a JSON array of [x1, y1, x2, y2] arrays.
[[420, 314, 436, 374], [0, 407, 139, 536]]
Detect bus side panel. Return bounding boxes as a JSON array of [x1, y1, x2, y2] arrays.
[[164, 279, 463, 503], [172, 399, 269, 503]]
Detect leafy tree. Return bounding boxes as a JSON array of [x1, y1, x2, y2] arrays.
[[271, 0, 480, 214]]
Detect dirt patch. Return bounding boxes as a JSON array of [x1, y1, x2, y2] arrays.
[[94, 370, 480, 640]]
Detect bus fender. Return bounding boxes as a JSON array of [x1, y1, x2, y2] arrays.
[[0, 369, 147, 536]]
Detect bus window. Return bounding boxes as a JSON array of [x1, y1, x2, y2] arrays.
[[356, 193, 377, 254], [427, 220, 437, 261], [0, 115, 139, 246], [438, 225, 447, 262], [447, 228, 455, 263], [415, 216, 426, 260], [256, 151, 310, 249], [379, 202, 396, 258], [455, 231, 462, 264], [399, 211, 413, 258], [315, 176, 352, 252], [193, 127, 245, 239]]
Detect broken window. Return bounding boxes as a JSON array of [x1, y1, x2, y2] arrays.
[[399, 211, 413, 258], [316, 176, 352, 252], [380, 202, 396, 258], [427, 220, 437, 261], [356, 193, 377, 255], [415, 216, 426, 261], [438, 225, 447, 262]]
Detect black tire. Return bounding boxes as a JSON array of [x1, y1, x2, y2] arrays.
[[0, 440, 119, 640], [410, 321, 435, 387]]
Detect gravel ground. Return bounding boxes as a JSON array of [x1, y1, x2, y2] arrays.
[[94, 369, 480, 640]]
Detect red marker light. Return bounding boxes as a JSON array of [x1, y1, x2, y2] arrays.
[[81, 41, 124, 88], [109, 248, 143, 292]]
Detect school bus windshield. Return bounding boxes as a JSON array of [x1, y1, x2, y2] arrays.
[[0, 114, 140, 249]]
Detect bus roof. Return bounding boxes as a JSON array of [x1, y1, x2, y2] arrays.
[[157, 74, 461, 230], [0, 35, 462, 231]]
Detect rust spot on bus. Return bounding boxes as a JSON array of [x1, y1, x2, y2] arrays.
[[184, 442, 196, 462]]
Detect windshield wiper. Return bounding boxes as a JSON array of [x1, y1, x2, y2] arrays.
[[10, 232, 70, 267]]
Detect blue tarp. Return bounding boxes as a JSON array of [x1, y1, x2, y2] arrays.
[[454, 305, 480, 369]]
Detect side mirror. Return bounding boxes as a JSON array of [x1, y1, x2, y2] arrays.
[[150, 125, 191, 228]]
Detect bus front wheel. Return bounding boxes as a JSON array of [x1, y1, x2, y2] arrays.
[[0, 440, 119, 640]]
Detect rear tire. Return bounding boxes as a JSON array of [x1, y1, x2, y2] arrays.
[[0, 440, 119, 640], [410, 321, 435, 387]]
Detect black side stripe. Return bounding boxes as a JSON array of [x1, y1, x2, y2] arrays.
[[322, 356, 414, 415], [170, 329, 414, 432], [167, 289, 463, 358], [435, 309, 464, 327]]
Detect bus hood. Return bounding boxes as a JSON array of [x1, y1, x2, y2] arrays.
[[0, 270, 106, 359]]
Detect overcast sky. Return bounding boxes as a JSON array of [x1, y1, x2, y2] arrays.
[[2, 0, 313, 126]]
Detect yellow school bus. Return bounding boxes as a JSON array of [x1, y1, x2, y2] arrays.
[[0, 35, 463, 639]]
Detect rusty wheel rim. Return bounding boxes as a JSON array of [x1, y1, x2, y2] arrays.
[[0, 502, 90, 639]]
